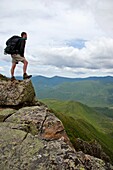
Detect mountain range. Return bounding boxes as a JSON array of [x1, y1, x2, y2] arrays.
[[31, 75, 113, 107]]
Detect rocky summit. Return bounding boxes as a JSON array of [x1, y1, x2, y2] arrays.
[[0, 74, 35, 106], [0, 74, 113, 170]]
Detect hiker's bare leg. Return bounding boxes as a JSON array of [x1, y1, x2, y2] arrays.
[[23, 59, 28, 74], [11, 63, 16, 77], [23, 59, 32, 79]]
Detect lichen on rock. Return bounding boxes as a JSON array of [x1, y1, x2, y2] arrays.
[[0, 77, 35, 106]]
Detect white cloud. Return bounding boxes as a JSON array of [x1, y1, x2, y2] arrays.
[[93, 0, 113, 37], [0, 0, 113, 78], [27, 37, 113, 69]]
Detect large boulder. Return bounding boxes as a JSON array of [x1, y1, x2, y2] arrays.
[[0, 105, 112, 170], [0, 75, 35, 106]]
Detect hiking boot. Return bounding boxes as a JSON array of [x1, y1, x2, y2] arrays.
[[11, 76, 16, 81], [23, 73, 32, 79]]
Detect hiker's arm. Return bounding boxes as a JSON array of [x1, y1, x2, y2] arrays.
[[19, 39, 25, 57]]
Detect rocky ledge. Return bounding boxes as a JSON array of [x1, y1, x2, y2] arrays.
[[0, 74, 113, 170], [0, 74, 35, 106]]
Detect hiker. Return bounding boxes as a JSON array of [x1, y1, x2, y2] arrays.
[[9, 32, 32, 80]]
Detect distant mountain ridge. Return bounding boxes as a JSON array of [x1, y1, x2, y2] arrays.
[[32, 75, 113, 86], [31, 75, 113, 107]]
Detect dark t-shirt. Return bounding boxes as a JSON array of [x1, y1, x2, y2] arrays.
[[16, 38, 26, 57]]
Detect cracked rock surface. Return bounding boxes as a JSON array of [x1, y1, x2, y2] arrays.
[[0, 105, 113, 170], [0, 79, 35, 106]]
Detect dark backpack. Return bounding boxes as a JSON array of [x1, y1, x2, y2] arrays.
[[4, 35, 21, 55]]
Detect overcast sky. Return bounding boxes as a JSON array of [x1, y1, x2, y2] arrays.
[[0, 0, 113, 78]]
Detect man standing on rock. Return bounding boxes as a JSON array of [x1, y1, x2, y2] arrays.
[[10, 32, 32, 80]]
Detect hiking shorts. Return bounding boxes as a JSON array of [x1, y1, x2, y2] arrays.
[[11, 54, 25, 64]]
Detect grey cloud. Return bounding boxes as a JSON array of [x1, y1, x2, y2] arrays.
[[28, 37, 113, 71]]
